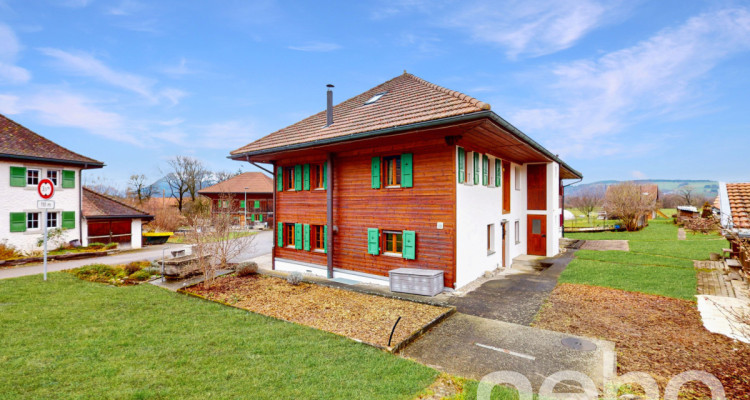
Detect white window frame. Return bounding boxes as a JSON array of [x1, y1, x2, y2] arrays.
[[27, 168, 41, 186], [46, 212, 59, 229], [514, 220, 520, 245], [27, 212, 40, 230], [465, 151, 473, 185], [47, 169, 60, 186], [514, 166, 521, 191], [487, 223, 495, 255]]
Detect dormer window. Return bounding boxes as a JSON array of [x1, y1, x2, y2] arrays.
[[364, 92, 386, 105]]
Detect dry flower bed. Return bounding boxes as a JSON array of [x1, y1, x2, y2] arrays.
[[534, 283, 750, 400], [185, 274, 449, 348]]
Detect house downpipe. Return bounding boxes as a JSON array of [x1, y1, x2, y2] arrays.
[[325, 84, 334, 127], [326, 153, 333, 278]]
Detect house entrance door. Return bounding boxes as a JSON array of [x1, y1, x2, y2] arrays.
[[527, 215, 546, 256]]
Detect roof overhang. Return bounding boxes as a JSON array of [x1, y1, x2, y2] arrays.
[[229, 110, 582, 179], [84, 214, 154, 221], [0, 153, 105, 169]]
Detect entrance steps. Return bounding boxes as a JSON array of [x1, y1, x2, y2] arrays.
[[511, 255, 549, 272]]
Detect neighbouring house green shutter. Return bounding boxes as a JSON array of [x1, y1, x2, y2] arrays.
[[303, 164, 310, 190], [61, 211, 75, 229], [259, 214, 263, 222], [401, 153, 413, 188], [250, 214, 255, 222], [277, 222, 283, 247], [457, 148, 465, 183], [9, 212, 25, 232], [371, 157, 381, 189], [9, 167, 26, 187], [322, 162, 327, 189], [495, 160, 502, 187], [295, 223, 303, 249], [254, 200, 260, 209], [402, 230, 416, 260], [303, 224, 310, 251], [62, 170, 75, 188], [240, 200, 246, 209], [323, 225, 328, 253], [277, 167, 283, 191], [294, 165, 302, 191], [473, 153, 480, 185], [367, 228, 379, 255], [482, 155, 489, 186]]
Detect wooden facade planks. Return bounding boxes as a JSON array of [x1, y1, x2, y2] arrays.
[[526, 164, 547, 210]]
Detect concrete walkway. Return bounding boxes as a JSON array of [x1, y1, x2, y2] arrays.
[[401, 313, 616, 394], [579, 240, 629, 251], [678, 228, 687, 240], [449, 250, 576, 325]]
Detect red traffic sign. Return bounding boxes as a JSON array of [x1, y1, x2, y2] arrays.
[[38, 179, 55, 199]]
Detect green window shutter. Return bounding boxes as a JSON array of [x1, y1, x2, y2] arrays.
[[277, 167, 283, 192], [295, 223, 303, 249], [62, 170, 75, 188], [294, 165, 302, 191], [303, 164, 310, 190], [250, 214, 255, 222], [473, 153, 480, 185], [254, 200, 260, 209], [277, 222, 283, 247], [323, 225, 328, 253], [402, 230, 416, 260], [303, 224, 311, 251], [371, 157, 381, 189], [495, 160, 502, 187], [259, 214, 263, 222], [367, 228, 380, 255], [10, 212, 26, 232], [61, 211, 75, 229], [401, 153, 413, 188], [482, 155, 489, 186], [9, 167, 26, 187], [322, 162, 328, 189], [457, 148, 465, 183], [240, 200, 245, 209]]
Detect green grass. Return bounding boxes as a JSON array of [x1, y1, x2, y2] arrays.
[[574, 250, 695, 269], [168, 231, 256, 244], [0, 274, 436, 399]]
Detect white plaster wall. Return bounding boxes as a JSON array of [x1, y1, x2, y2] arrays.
[[130, 218, 142, 249], [0, 161, 81, 253], [505, 163, 528, 266], [548, 162, 561, 256], [275, 258, 390, 286], [81, 218, 89, 247]]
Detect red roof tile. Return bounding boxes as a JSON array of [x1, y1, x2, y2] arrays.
[[82, 188, 153, 219], [230, 73, 489, 156], [726, 183, 750, 229], [198, 172, 273, 194], [0, 114, 104, 167]]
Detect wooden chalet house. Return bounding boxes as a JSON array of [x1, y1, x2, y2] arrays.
[[198, 172, 274, 226], [230, 73, 582, 290]]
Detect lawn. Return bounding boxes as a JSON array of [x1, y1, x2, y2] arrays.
[[168, 230, 256, 244], [0, 273, 437, 399]]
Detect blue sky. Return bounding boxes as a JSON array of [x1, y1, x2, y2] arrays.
[[1, 0, 749, 190]]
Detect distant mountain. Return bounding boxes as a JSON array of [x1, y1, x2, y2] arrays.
[[149, 176, 215, 198], [565, 179, 719, 198]]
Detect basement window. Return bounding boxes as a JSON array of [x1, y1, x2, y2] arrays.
[[364, 92, 386, 105]]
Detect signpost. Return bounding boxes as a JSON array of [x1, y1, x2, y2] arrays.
[[38, 179, 54, 281]]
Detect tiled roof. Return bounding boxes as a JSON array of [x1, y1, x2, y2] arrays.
[[713, 195, 720, 210], [198, 172, 273, 194], [231, 73, 490, 156], [0, 114, 104, 167], [82, 188, 153, 219], [726, 183, 750, 229]]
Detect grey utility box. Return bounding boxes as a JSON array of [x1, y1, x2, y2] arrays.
[[389, 268, 444, 296]]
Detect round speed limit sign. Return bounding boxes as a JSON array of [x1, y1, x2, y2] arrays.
[[38, 179, 55, 199]]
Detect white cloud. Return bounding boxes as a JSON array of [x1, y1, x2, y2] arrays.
[[0, 94, 20, 114], [159, 88, 188, 106], [105, 0, 144, 16], [631, 170, 646, 179], [510, 8, 750, 157], [58, 0, 92, 8], [0, 24, 31, 84], [288, 42, 341, 52], [160, 57, 198, 77]]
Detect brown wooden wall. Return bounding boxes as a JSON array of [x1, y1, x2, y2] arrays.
[[527, 164, 547, 210], [273, 137, 457, 287]]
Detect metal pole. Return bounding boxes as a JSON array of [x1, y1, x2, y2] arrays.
[[244, 187, 248, 230], [43, 209, 48, 281], [161, 246, 169, 283]]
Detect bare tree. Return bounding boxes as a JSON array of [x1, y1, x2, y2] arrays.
[[603, 182, 657, 231], [127, 174, 153, 204], [84, 175, 124, 197], [164, 156, 210, 211], [569, 187, 604, 224], [213, 169, 242, 184], [678, 185, 696, 206]]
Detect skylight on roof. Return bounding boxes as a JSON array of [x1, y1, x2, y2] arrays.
[[364, 92, 387, 105]]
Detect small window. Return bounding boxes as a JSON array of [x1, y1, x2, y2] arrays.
[[382, 230, 403, 254], [27, 212, 39, 230], [223, 200, 229, 208], [383, 155, 401, 187], [532, 219, 542, 235], [514, 220, 520, 244], [284, 167, 296, 191], [310, 164, 325, 189], [312, 225, 325, 251], [284, 223, 296, 247], [47, 170, 59, 186], [364, 92, 386, 105], [27, 169, 40, 186], [487, 224, 495, 254], [47, 212, 59, 228]]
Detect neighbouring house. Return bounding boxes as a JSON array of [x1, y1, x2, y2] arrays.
[[81, 188, 153, 249], [229, 73, 582, 290], [677, 205, 700, 219], [604, 183, 660, 228], [1, 114, 104, 252], [198, 172, 274, 226], [717, 182, 750, 271]]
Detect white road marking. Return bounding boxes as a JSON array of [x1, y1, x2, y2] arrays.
[[475, 343, 536, 361]]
